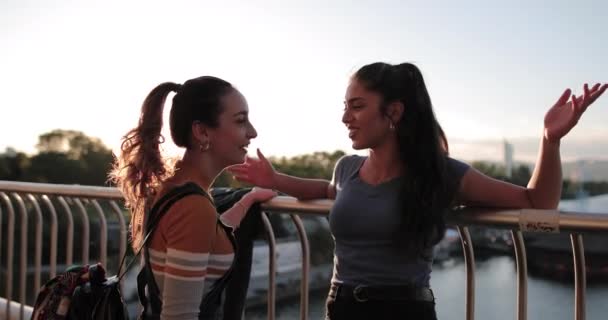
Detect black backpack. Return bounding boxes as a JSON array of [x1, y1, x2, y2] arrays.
[[30, 182, 213, 320]]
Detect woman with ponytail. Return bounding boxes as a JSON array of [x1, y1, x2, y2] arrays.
[[229, 63, 607, 319], [110, 76, 276, 319]]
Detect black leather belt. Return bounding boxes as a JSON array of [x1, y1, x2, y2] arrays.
[[329, 283, 435, 303]]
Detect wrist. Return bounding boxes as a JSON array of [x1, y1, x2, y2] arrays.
[[542, 135, 561, 148], [271, 173, 282, 190], [222, 200, 248, 229], [240, 193, 255, 208], [234, 201, 247, 213]]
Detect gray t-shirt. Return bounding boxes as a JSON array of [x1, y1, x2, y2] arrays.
[[329, 155, 469, 287]]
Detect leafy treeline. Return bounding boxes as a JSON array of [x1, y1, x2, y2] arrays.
[[1, 130, 607, 199], [0, 130, 113, 186]]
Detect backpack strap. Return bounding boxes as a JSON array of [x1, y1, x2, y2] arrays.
[[198, 222, 238, 318], [117, 182, 210, 279], [134, 182, 211, 318]]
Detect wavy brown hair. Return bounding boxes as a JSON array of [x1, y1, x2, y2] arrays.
[[110, 76, 234, 250]]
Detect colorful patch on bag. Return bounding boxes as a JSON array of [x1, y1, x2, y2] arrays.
[[31, 263, 104, 320]]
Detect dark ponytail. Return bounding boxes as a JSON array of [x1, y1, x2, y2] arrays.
[[110, 82, 180, 250]]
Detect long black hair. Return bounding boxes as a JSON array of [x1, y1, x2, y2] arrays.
[[354, 62, 451, 250]]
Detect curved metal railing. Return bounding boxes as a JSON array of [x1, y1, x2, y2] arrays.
[[1, 180, 607, 320], [0, 181, 127, 320]]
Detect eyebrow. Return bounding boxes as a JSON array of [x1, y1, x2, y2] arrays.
[[232, 111, 248, 117], [345, 97, 365, 104]]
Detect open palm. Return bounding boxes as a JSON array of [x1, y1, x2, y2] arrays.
[[227, 149, 277, 188], [544, 83, 607, 142]]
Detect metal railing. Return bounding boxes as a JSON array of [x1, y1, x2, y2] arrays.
[[1, 180, 607, 320]]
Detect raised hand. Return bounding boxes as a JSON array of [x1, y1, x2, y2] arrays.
[[227, 148, 277, 188], [544, 83, 607, 142]]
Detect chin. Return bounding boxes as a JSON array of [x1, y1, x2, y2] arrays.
[[351, 141, 367, 150], [235, 153, 248, 164]]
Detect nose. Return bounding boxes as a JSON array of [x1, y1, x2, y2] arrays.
[[342, 108, 352, 125], [247, 122, 258, 139]]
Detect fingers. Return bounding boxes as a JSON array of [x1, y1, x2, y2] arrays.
[[582, 83, 607, 110], [256, 189, 278, 201], [571, 94, 582, 114], [250, 187, 278, 202], [245, 156, 260, 165], [571, 82, 607, 115], [598, 83, 608, 96], [232, 174, 253, 184], [225, 166, 250, 177], [227, 166, 250, 176], [257, 148, 268, 163], [227, 163, 250, 170], [230, 169, 250, 180], [554, 88, 571, 107]]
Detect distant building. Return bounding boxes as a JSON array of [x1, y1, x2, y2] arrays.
[[504, 140, 514, 178]]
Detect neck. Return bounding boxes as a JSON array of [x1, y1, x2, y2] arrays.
[[365, 137, 404, 182], [173, 149, 223, 191]]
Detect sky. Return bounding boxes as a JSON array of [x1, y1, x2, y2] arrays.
[[1, 0, 607, 163]]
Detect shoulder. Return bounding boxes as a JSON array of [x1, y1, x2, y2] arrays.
[[335, 154, 365, 172], [164, 194, 216, 225], [445, 157, 470, 180], [158, 193, 219, 250], [332, 154, 365, 183], [443, 157, 471, 203], [152, 183, 217, 234]]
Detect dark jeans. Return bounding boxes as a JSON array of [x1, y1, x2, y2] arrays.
[[325, 294, 438, 320]]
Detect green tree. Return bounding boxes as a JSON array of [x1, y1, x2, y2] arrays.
[[0, 148, 29, 181], [272, 150, 346, 180], [509, 164, 532, 187], [471, 161, 506, 180], [25, 130, 114, 185], [23, 152, 84, 183], [471, 161, 532, 187], [582, 181, 608, 197]]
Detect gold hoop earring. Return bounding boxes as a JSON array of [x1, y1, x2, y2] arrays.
[[199, 141, 210, 152]]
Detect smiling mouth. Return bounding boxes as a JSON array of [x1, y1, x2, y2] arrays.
[[348, 129, 358, 138]]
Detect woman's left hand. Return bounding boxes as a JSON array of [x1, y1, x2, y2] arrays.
[[544, 83, 607, 142], [247, 187, 278, 203]]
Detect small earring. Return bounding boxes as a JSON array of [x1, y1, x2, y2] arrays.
[[199, 141, 210, 152]]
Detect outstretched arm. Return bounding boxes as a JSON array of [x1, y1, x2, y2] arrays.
[[457, 83, 607, 209], [227, 149, 336, 200]]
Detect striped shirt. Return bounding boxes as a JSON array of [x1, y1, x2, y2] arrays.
[[148, 190, 235, 320]]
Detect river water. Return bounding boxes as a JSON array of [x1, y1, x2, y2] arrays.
[[245, 256, 608, 319]]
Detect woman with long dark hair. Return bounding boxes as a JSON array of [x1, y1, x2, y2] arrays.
[[228, 62, 607, 319]]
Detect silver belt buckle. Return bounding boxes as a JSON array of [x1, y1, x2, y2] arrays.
[[353, 285, 369, 302]]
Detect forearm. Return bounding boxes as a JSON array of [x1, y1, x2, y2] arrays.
[[220, 194, 256, 229], [526, 136, 562, 209], [274, 173, 331, 200]]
